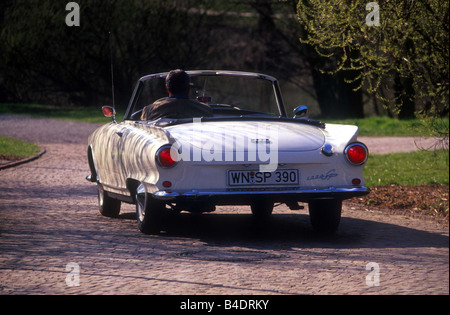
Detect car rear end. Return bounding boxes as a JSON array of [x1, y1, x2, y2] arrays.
[[150, 121, 369, 205]]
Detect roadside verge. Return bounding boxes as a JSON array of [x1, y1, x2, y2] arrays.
[[0, 148, 46, 171]]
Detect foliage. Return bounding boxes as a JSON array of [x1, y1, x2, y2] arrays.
[[1, 0, 448, 122], [0, 0, 219, 107], [356, 184, 449, 219], [0, 0, 372, 118], [296, 0, 449, 119]]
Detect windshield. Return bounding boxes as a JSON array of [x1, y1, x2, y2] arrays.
[[127, 72, 283, 120]]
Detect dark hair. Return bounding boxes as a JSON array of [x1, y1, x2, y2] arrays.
[[165, 69, 190, 95]]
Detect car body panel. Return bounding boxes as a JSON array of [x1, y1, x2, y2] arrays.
[[89, 120, 367, 198], [166, 120, 326, 152]]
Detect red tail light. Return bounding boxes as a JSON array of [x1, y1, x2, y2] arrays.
[[345, 143, 368, 165], [197, 96, 212, 103], [156, 145, 178, 168]]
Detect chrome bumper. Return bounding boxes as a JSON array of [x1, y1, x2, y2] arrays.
[[152, 186, 370, 202]]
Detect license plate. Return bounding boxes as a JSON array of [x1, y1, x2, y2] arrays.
[[227, 169, 299, 186]]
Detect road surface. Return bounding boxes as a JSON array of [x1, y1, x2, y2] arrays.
[[0, 115, 448, 295]]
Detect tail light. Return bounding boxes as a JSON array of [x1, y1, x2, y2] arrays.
[[156, 145, 179, 168], [345, 143, 368, 165], [197, 96, 212, 103]]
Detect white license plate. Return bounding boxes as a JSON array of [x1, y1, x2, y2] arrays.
[[227, 169, 299, 186]]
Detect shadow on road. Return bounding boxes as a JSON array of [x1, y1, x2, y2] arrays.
[[116, 209, 449, 250]]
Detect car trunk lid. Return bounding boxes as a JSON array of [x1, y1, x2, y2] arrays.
[[166, 120, 325, 152]]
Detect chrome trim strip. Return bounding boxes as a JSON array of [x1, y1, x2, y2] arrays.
[[153, 191, 180, 200], [152, 186, 370, 201], [139, 70, 278, 83]]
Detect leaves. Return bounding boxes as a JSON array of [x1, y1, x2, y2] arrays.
[[0, 0, 219, 107], [296, 0, 449, 118]]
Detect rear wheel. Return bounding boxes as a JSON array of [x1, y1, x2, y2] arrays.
[[135, 184, 165, 234], [97, 183, 121, 218], [308, 199, 342, 235]]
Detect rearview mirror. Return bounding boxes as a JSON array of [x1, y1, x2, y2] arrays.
[[293, 105, 308, 118], [102, 106, 117, 123]]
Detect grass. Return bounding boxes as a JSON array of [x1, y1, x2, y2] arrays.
[[364, 150, 449, 186], [0, 136, 40, 160], [0, 103, 125, 124], [323, 116, 449, 137], [2, 103, 448, 136]]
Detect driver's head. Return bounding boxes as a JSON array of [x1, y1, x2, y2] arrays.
[[165, 69, 190, 95]]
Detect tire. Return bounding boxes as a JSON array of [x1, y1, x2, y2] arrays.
[[308, 199, 342, 235], [250, 199, 274, 219], [97, 183, 121, 218], [135, 184, 165, 234]]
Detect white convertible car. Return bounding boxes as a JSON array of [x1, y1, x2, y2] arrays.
[[87, 70, 369, 234]]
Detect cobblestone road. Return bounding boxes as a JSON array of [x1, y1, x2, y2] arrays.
[[0, 116, 448, 295]]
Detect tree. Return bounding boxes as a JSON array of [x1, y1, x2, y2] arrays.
[[0, 0, 218, 107], [296, 0, 449, 119], [218, 0, 365, 118]]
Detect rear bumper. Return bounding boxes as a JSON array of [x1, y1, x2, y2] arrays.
[[152, 186, 370, 204]]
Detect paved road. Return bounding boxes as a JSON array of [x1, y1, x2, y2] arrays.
[[0, 116, 448, 295]]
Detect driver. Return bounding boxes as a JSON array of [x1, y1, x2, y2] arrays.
[[141, 69, 213, 120]]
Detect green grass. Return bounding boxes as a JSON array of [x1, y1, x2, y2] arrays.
[[2, 103, 448, 136], [0, 103, 125, 124], [364, 150, 449, 186], [0, 136, 40, 159], [323, 116, 449, 137]]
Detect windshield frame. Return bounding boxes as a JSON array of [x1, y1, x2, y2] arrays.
[[123, 70, 287, 121]]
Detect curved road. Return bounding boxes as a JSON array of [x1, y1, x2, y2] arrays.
[[0, 115, 448, 295]]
